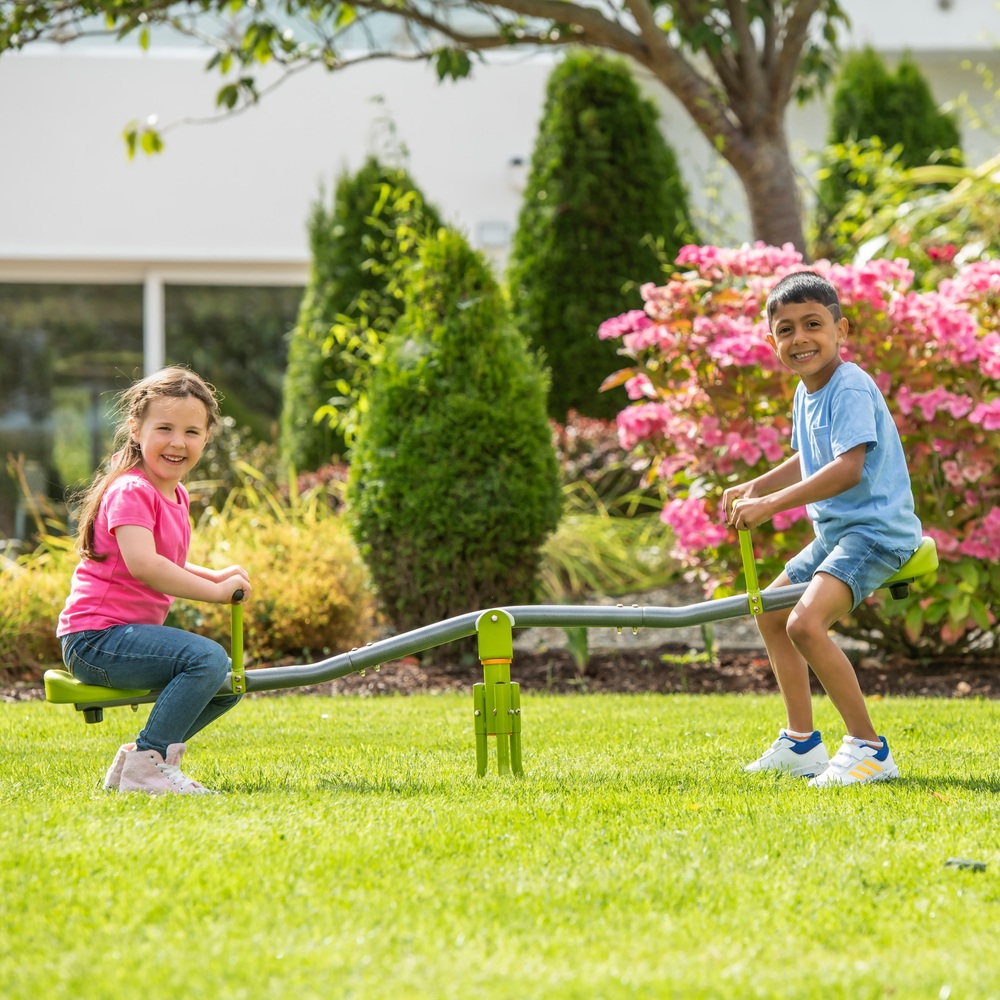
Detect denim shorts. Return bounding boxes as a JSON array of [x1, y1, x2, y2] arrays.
[[785, 533, 914, 610]]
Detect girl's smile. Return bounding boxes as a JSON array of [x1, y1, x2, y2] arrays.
[[130, 395, 211, 498]]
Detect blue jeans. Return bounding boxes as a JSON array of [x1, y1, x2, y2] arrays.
[[61, 625, 241, 758]]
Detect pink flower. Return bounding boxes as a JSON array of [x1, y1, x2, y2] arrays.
[[773, 507, 808, 531], [903, 387, 974, 422], [927, 244, 957, 264], [969, 399, 1000, 431], [957, 507, 1000, 561], [598, 310, 651, 341], [660, 495, 730, 562]]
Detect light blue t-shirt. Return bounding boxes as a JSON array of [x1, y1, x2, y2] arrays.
[[791, 362, 922, 553]]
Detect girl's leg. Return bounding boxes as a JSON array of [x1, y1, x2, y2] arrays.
[[63, 624, 241, 757], [755, 571, 815, 734]]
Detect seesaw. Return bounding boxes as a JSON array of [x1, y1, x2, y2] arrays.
[[44, 532, 939, 776]]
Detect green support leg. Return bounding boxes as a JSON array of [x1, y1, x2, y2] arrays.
[[493, 678, 512, 776], [509, 682, 523, 777], [474, 609, 523, 778], [473, 683, 488, 777]]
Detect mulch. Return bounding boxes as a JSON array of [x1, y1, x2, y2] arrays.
[[5, 646, 998, 705], [301, 645, 1000, 700]]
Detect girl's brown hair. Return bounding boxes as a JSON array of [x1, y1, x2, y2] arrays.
[[74, 367, 221, 561]]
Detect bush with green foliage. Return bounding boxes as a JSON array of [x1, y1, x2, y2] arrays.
[[1, 473, 375, 680], [813, 48, 962, 260], [279, 158, 442, 470], [348, 229, 562, 634], [507, 50, 699, 421], [843, 152, 1000, 288]]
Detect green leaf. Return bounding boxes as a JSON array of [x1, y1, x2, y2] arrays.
[[139, 128, 164, 156], [123, 122, 139, 160], [434, 48, 472, 82], [904, 603, 924, 643]]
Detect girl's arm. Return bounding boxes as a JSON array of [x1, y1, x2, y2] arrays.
[[116, 526, 251, 603], [186, 561, 250, 586], [729, 444, 866, 530]]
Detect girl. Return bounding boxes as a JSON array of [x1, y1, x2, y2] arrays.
[[58, 367, 252, 794]]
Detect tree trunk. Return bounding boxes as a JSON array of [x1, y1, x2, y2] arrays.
[[726, 133, 808, 255]]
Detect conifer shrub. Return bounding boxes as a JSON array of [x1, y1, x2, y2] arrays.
[[279, 158, 441, 470], [348, 229, 562, 635], [507, 50, 698, 421], [813, 48, 962, 260]]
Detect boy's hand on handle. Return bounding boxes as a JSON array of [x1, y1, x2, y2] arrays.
[[722, 483, 754, 524], [722, 483, 772, 530], [729, 497, 771, 531]]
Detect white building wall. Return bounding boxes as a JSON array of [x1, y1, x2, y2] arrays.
[[0, 0, 997, 289]]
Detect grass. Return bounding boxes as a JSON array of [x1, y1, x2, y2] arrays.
[[2, 691, 1000, 999]]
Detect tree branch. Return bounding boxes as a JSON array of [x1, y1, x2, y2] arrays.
[[771, 0, 824, 112]]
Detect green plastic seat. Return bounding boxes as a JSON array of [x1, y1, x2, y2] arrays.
[[43, 669, 153, 724], [881, 537, 938, 598]]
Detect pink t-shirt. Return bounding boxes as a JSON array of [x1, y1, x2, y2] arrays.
[[57, 470, 192, 636]]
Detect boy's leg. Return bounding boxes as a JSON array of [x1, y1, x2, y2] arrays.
[[754, 570, 815, 734], [785, 572, 878, 743]]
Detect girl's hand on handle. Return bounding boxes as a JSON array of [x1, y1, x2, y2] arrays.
[[217, 574, 251, 604]]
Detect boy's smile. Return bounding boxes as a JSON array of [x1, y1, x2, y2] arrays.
[[766, 300, 847, 392]]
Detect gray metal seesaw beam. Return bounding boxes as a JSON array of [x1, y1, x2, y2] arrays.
[[231, 584, 810, 695]]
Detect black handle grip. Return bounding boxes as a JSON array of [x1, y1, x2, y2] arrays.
[[232, 588, 244, 604]]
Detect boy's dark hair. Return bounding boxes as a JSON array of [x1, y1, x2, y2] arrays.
[[766, 270, 842, 327]]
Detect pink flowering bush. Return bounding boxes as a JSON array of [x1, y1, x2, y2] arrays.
[[600, 243, 1000, 658]]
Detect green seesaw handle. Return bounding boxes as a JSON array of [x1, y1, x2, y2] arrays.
[[231, 589, 245, 695], [737, 529, 764, 616]]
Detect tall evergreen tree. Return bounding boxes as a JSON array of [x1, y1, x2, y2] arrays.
[[507, 50, 699, 421], [348, 229, 562, 637], [279, 158, 441, 469]]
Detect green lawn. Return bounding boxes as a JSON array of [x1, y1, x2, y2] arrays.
[[2, 692, 999, 999]]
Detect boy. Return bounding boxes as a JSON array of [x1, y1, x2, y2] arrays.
[[722, 271, 922, 786]]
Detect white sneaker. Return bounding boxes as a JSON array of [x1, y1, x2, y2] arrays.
[[808, 736, 899, 787], [102, 742, 136, 791], [744, 729, 829, 778], [118, 743, 216, 795]]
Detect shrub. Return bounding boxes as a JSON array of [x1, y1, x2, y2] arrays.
[[813, 48, 962, 260], [549, 410, 651, 510], [599, 243, 1000, 658], [845, 152, 1000, 288], [0, 536, 75, 677], [174, 494, 375, 665], [0, 475, 375, 679], [507, 50, 698, 421], [279, 158, 442, 469], [348, 229, 562, 635]]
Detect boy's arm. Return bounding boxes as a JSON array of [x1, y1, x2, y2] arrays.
[[722, 453, 802, 519], [116, 526, 251, 603], [729, 444, 866, 530]]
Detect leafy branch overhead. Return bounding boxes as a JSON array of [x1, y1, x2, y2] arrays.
[[0, 1, 850, 250]]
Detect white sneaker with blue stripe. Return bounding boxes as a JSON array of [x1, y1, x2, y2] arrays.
[[743, 729, 829, 778], [808, 735, 899, 787]]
